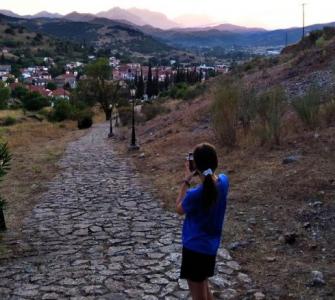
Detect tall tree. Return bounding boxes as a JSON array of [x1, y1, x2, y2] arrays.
[[75, 58, 121, 121], [136, 70, 144, 99], [146, 65, 153, 99]]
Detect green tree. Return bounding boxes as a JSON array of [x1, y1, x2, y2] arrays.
[[0, 143, 11, 231], [76, 58, 121, 125], [46, 82, 57, 91], [0, 84, 11, 110], [22, 92, 50, 111]]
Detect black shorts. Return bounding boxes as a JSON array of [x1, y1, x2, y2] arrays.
[[180, 247, 216, 282]]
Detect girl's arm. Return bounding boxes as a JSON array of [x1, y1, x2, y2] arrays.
[[176, 162, 195, 215]]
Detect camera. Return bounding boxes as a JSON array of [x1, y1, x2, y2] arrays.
[[186, 152, 196, 172]]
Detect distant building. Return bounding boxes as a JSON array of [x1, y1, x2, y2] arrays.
[[54, 72, 77, 89], [52, 88, 70, 99], [0, 65, 11, 76]]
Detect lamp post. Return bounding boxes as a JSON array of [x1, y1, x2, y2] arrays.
[[108, 104, 113, 138], [129, 88, 139, 150]]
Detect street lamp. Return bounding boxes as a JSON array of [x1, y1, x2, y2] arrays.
[[129, 88, 139, 150], [108, 104, 113, 138]]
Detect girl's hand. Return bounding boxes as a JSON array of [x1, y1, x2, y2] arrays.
[[184, 161, 195, 182]]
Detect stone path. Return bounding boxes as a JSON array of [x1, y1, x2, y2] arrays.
[[0, 123, 253, 299]]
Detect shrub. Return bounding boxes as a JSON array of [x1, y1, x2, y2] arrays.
[[2, 116, 16, 126], [211, 82, 239, 147], [77, 114, 93, 129], [118, 106, 132, 126], [256, 86, 286, 145], [322, 98, 335, 126], [22, 92, 50, 111], [4, 27, 15, 35], [292, 87, 321, 129], [141, 103, 170, 121], [0, 87, 10, 110], [0, 142, 11, 231], [238, 86, 257, 134], [49, 100, 75, 122], [316, 36, 326, 48], [183, 84, 206, 101]]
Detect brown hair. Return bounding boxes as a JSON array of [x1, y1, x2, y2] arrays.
[[193, 143, 218, 209]]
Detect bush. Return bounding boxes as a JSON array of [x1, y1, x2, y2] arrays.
[[49, 100, 75, 122], [211, 82, 239, 147], [256, 86, 286, 145], [292, 87, 321, 129], [322, 99, 335, 126], [118, 106, 132, 126], [141, 102, 170, 121], [238, 87, 257, 134], [183, 84, 206, 101], [2, 116, 16, 126], [22, 92, 50, 111], [77, 114, 93, 129], [0, 87, 11, 110]]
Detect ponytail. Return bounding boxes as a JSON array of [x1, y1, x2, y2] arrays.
[[193, 143, 219, 210], [203, 173, 218, 210]]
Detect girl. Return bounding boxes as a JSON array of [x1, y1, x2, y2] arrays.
[[176, 143, 229, 300]]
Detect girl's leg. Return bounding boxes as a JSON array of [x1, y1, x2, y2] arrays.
[[187, 279, 208, 300], [205, 279, 214, 300]]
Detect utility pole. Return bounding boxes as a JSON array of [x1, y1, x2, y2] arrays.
[[302, 3, 306, 39]]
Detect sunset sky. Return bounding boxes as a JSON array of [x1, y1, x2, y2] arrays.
[[2, 0, 335, 29]]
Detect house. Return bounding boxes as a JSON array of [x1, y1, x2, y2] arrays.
[[54, 72, 77, 89], [0, 65, 11, 76], [51, 88, 70, 99], [27, 85, 53, 97]]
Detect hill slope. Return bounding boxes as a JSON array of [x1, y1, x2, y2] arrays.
[[0, 14, 175, 60], [117, 32, 335, 299]]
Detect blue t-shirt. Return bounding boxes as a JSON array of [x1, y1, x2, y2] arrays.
[[181, 174, 229, 255]]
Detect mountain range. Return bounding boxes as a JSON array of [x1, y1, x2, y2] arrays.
[[0, 8, 262, 31], [0, 8, 334, 53]]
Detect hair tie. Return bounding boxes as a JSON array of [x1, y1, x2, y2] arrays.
[[202, 169, 213, 176]]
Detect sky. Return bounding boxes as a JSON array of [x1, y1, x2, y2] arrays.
[[1, 0, 335, 29]]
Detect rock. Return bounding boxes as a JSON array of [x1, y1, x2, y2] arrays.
[[139, 153, 146, 159], [217, 248, 232, 260], [228, 241, 250, 250], [308, 270, 326, 287], [254, 291, 266, 300], [226, 260, 241, 271], [238, 272, 252, 284], [282, 155, 299, 164], [265, 256, 276, 262]]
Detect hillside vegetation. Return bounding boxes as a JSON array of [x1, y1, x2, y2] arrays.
[[0, 14, 192, 63], [116, 30, 335, 299]]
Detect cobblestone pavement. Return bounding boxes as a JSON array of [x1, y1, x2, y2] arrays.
[[0, 123, 253, 299]]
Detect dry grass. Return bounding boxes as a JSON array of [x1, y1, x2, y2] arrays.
[[0, 110, 24, 119], [0, 119, 86, 231]]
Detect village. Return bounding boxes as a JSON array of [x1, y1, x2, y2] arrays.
[[0, 51, 230, 103]]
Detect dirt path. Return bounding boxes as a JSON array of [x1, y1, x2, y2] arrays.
[[0, 123, 254, 299]]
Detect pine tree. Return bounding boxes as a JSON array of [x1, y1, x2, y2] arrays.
[[136, 70, 144, 99], [0, 53, 5, 64], [152, 69, 159, 96], [146, 65, 153, 99]]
